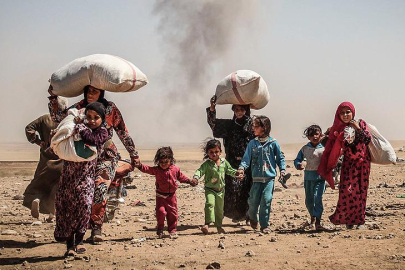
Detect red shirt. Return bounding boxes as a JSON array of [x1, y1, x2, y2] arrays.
[[138, 164, 190, 194]]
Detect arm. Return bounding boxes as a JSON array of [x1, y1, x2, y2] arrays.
[[274, 141, 286, 173], [225, 160, 237, 177], [110, 102, 139, 158], [77, 124, 109, 147], [294, 149, 304, 170], [25, 117, 42, 146], [238, 141, 253, 171], [193, 162, 207, 180], [137, 163, 158, 175], [356, 119, 371, 145], [177, 168, 191, 184]]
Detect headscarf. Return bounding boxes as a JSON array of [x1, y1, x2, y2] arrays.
[[83, 86, 109, 108], [317, 102, 355, 189], [85, 102, 106, 122]]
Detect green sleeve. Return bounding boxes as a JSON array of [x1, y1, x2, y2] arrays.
[[225, 160, 237, 177], [193, 161, 207, 179]]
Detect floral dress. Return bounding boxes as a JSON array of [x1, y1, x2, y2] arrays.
[[49, 97, 138, 227], [206, 107, 254, 221], [329, 119, 371, 226], [54, 124, 108, 240]]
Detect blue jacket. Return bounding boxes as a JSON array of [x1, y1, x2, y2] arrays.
[[294, 142, 325, 181], [239, 137, 286, 182]]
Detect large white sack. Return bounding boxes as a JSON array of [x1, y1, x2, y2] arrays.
[[51, 108, 97, 162], [50, 54, 148, 97], [367, 123, 396, 165], [215, 70, 270, 110]]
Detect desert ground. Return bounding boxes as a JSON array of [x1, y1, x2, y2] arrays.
[[0, 142, 404, 270]]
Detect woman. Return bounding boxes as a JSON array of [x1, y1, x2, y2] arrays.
[[206, 95, 254, 223], [48, 85, 139, 241], [318, 102, 371, 229]]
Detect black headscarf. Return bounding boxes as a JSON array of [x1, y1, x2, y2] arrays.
[[83, 85, 109, 107], [231, 104, 251, 123], [85, 102, 106, 122]]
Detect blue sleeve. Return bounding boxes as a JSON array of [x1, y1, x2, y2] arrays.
[[294, 148, 304, 170], [239, 140, 253, 170], [274, 141, 286, 171]]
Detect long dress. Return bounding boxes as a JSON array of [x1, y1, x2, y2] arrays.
[[206, 107, 254, 221], [329, 119, 371, 226], [54, 124, 108, 241], [23, 114, 63, 214], [49, 97, 138, 227]]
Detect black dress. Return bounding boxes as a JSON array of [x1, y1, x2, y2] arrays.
[[206, 107, 254, 221]]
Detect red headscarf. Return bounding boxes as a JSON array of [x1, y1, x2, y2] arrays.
[[317, 102, 355, 189]]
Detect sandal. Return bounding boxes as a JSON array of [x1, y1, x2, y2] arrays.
[[315, 224, 325, 231], [76, 244, 86, 254], [250, 220, 258, 230], [64, 247, 76, 258]]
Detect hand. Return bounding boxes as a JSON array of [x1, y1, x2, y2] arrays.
[[210, 95, 217, 111], [349, 119, 360, 130], [298, 164, 305, 170], [74, 116, 83, 124], [131, 157, 141, 168], [48, 85, 57, 97], [189, 178, 198, 187], [280, 170, 286, 177], [237, 169, 244, 181]]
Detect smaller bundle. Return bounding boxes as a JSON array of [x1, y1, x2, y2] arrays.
[[215, 70, 270, 110], [367, 123, 396, 165], [50, 109, 98, 162]]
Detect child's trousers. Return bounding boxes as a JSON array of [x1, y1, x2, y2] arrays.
[[304, 179, 325, 219], [156, 193, 178, 233], [204, 188, 225, 228], [248, 180, 274, 229]]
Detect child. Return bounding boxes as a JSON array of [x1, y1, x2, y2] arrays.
[[54, 102, 108, 257], [134, 147, 198, 239], [193, 139, 238, 234], [294, 125, 326, 230], [238, 116, 286, 234]]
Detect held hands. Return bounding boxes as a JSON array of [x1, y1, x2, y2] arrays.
[[131, 157, 141, 168], [297, 163, 305, 170], [209, 95, 217, 111], [237, 169, 244, 181], [189, 178, 199, 187]]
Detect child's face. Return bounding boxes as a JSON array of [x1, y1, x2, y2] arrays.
[[86, 110, 103, 130], [308, 130, 321, 146], [233, 105, 246, 119], [339, 106, 353, 123], [158, 158, 171, 170], [252, 121, 265, 137], [207, 146, 221, 162]]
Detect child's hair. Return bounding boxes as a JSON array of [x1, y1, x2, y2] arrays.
[[153, 146, 176, 165], [253, 115, 271, 136], [303, 124, 322, 138], [201, 138, 222, 160]]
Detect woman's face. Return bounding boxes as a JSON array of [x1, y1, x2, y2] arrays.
[[233, 105, 247, 119], [339, 106, 353, 123], [86, 110, 103, 130], [87, 86, 101, 103]]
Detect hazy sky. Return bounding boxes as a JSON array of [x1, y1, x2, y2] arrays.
[[0, 0, 404, 147]]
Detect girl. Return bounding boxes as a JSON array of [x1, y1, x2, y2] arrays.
[[134, 147, 198, 239], [238, 116, 286, 233], [193, 139, 238, 234], [206, 96, 255, 223], [294, 125, 326, 230], [318, 102, 371, 229], [54, 102, 108, 257], [48, 85, 139, 242]]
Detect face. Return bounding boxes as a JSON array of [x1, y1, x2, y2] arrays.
[[207, 146, 221, 162], [308, 130, 321, 146], [158, 158, 171, 170], [252, 121, 265, 137], [233, 105, 247, 119], [87, 86, 101, 103], [339, 106, 353, 123], [86, 110, 103, 130]]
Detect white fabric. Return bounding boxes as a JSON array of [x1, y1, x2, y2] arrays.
[[215, 70, 270, 110], [344, 126, 356, 144], [50, 54, 148, 97], [367, 123, 396, 165], [50, 108, 97, 162]]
